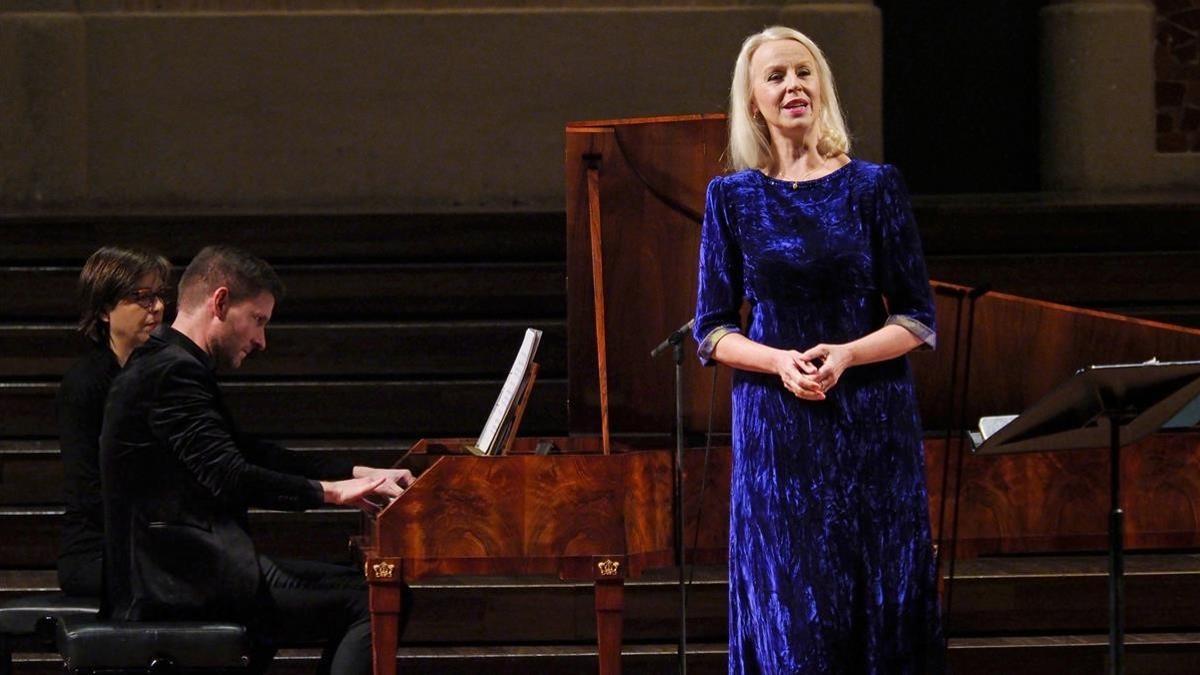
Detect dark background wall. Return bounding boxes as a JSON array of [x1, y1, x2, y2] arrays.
[[879, 1, 1043, 193]]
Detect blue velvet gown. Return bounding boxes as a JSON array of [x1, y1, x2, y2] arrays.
[[693, 159, 944, 674]]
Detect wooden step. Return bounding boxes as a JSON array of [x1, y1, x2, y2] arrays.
[[0, 320, 567, 379], [0, 440, 407, 506], [946, 632, 1200, 675], [948, 554, 1200, 635], [0, 507, 363, 568], [925, 252, 1200, 307], [13, 636, 1200, 675], [0, 212, 565, 265], [0, 262, 566, 322], [2, 644, 730, 675], [0, 567, 728, 645], [0, 378, 568, 438], [912, 194, 1200, 256]]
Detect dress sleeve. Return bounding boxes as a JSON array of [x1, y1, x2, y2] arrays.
[[148, 360, 325, 511], [693, 176, 744, 365], [874, 165, 937, 350]]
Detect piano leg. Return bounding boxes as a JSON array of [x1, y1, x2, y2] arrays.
[[370, 584, 401, 675], [594, 578, 625, 675]]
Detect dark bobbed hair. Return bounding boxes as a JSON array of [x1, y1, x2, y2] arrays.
[[78, 246, 173, 345], [178, 245, 285, 311]]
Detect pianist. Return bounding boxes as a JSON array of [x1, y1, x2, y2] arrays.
[[100, 245, 412, 675]]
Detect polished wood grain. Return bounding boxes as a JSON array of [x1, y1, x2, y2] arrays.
[[565, 114, 732, 437], [369, 439, 673, 578], [361, 437, 677, 675], [925, 432, 1200, 556], [912, 283, 1200, 431]]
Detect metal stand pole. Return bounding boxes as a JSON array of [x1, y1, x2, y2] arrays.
[[1108, 412, 1124, 675], [672, 340, 687, 675]]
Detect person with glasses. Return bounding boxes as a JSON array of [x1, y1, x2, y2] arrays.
[[57, 246, 172, 597], [100, 245, 412, 675]]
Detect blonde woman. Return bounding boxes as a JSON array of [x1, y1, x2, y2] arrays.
[[694, 26, 943, 674]]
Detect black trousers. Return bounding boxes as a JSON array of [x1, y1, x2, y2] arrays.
[[56, 551, 103, 597], [252, 556, 410, 675]]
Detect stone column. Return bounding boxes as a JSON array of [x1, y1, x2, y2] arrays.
[[1041, 0, 1198, 191], [0, 10, 87, 208]]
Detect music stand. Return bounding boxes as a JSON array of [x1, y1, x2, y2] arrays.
[[972, 360, 1200, 675]]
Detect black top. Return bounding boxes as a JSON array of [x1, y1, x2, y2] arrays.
[[100, 327, 353, 621], [57, 345, 120, 569]]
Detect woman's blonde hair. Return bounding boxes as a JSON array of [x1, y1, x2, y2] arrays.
[[727, 26, 850, 171]]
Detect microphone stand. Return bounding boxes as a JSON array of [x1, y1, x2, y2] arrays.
[[943, 283, 989, 637], [651, 318, 693, 675]]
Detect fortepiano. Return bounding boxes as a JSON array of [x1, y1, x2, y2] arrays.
[[358, 436, 730, 675]]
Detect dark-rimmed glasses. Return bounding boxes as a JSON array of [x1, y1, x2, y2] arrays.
[[123, 287, 173, 310]]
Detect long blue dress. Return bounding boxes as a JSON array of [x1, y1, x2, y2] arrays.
[[693, 159, 944, 674]]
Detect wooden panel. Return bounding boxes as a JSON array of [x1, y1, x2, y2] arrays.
[[912, 286, 1200, 431], [0, 379, 568, 438], [0, 320, 567, 379], [0, 212, 565, 264], [0, 263, 565, 321], [565, 114, 732, 436], [925, 432, 1200, 556], [374, 448, 674, 579]]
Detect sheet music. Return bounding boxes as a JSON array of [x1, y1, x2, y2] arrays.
[[475, 328, 542, 456], [969, 414, 1019, 449]]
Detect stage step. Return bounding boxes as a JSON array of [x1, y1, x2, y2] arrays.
[[0, 440, 409, 507], [6, 555, 1200, 637], [12, 636, 1200, 675], [0, 262, 566, 323], [0, 320, 567, 380], [0, 377, 568, 438], [2, 644, 730, 675], [0, 213, 566, 266], [911, 194, 1200, 257], [949, 554, 1200, 634], [947, 632, 1200, 675]]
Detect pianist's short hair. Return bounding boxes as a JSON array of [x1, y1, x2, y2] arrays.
[[178, 245, 285, 310], [78, 246, 172, 345], [727, 26, 850, 171]]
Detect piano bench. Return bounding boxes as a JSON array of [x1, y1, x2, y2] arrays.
[[55, 618, 251, 675], [0, 593, 101, 675]]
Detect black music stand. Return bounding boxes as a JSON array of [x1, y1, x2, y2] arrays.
[[972, 360, 1200, 675]]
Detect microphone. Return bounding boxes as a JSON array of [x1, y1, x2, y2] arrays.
[[651, 319, 695, 358]]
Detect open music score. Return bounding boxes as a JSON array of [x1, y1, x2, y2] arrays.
[[469, 327, 542, 456]]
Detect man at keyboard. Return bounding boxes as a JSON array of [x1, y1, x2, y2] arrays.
[[100, 245, 411, 675]]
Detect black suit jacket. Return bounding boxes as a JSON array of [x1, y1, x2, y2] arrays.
[[100, 327, 353, 621]]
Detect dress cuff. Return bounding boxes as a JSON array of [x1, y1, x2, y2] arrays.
[[697, 325, 740, 365], [885, 314, 936, 350]]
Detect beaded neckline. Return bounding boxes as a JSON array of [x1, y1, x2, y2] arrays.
[[757, 158, 855, 189]]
